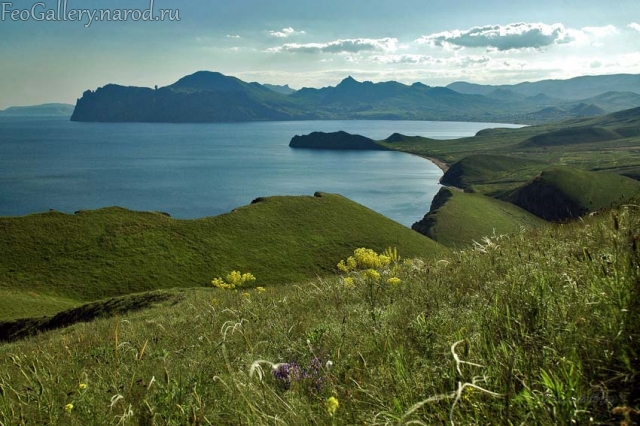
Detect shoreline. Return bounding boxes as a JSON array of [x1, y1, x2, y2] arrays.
[[423, 156, 449, 173]]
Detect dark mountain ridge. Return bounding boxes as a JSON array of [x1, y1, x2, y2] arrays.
[[71, 71, 640, 123]]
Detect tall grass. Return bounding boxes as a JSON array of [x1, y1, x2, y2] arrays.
[[0, 204, 638, 425]]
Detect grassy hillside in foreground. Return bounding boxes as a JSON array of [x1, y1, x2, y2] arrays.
[[0, 193, 446, 320], [506, 167, 640, 221], [0, 202, 637, 425], [412, 187, 547, 247]]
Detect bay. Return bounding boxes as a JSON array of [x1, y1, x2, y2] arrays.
[[0, 116, 521, 227]]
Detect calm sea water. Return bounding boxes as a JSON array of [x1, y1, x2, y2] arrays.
[[0, 116, 521, 227]]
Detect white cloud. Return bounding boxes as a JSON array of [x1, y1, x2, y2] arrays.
[[629, 23, 640, 32], [370, 54, 490, 68], [268, 38, 398, 54], [455, 55, 492, 67], [226, 34, 241, 39], [415, 22, 574, 51], [580, 25, 618, 38], [370, 54, 438, 64], [268, 27, 306, 38], [565, 25, 619, 46]]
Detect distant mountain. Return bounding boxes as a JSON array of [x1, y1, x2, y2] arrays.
[[1, 103, 75, 115], [71, 72, 311, 122], [486, 88, 527, 102], [568, 103, 606, 117], [263, 84, 296, 95], [447, 74, 640, 100], [575, 91, 640, 112], [71, 71, 640, 124]]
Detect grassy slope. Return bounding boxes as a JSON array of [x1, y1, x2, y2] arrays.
[[506, 167, 640, 220], [412, 187, 547, 248], [439, 154, 547, 195], [0, 193, 445, 320], [0, 203, 637, 425]]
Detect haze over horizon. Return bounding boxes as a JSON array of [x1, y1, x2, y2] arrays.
[[1, 0, 640, 109]]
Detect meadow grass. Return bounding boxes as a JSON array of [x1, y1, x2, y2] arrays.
[[0, 193, 445, 320], [0, 201, 638, 425]]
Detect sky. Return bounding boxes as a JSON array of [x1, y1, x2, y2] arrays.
[[1, 0, 640, 108]]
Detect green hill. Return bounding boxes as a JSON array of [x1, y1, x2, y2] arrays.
[[412, 187, 547, 247], [519, 126, 621, 147], [505, 167, 640, 221], [0, 200, 637, 425], [0, 193, 445, 320], [440, 154, 546, 194]]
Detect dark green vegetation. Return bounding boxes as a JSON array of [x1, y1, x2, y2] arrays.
[[412, 187, 547, 248], [71, 71, 640, 123], [0, 193, 445, 321], [0, 202, 638, 424], [0, 103, 75, 115], [289, 131, 389, 150]]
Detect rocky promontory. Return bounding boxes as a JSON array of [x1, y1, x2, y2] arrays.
[[289, 131, 389, 150]]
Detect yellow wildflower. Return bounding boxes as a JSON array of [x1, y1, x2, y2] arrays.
[[387, 277, 401, 286], [64, 403, 73, 413], [365, 269, 380, 281], [346, 256, 357, 270], [241, 272, 256, 283], [343, 277, 355, 287], [326, 396, 339, 416], [255, 286, 266, 293], [78, 383, 87, 390], [227, 270, 243, 286], [211, 277, 230, 289], [242, 292, 251, 298], [212, 271, 256, 290], [383, 247, 401, 264]]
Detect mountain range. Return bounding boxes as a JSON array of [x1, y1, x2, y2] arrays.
[[447, 74, 640, 99], [70, 71, 640, 124]]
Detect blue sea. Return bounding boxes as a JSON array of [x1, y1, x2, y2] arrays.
[[0, 116, 521, 227]]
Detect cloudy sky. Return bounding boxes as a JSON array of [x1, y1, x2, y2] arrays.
[[1, 0, 640, 108]]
